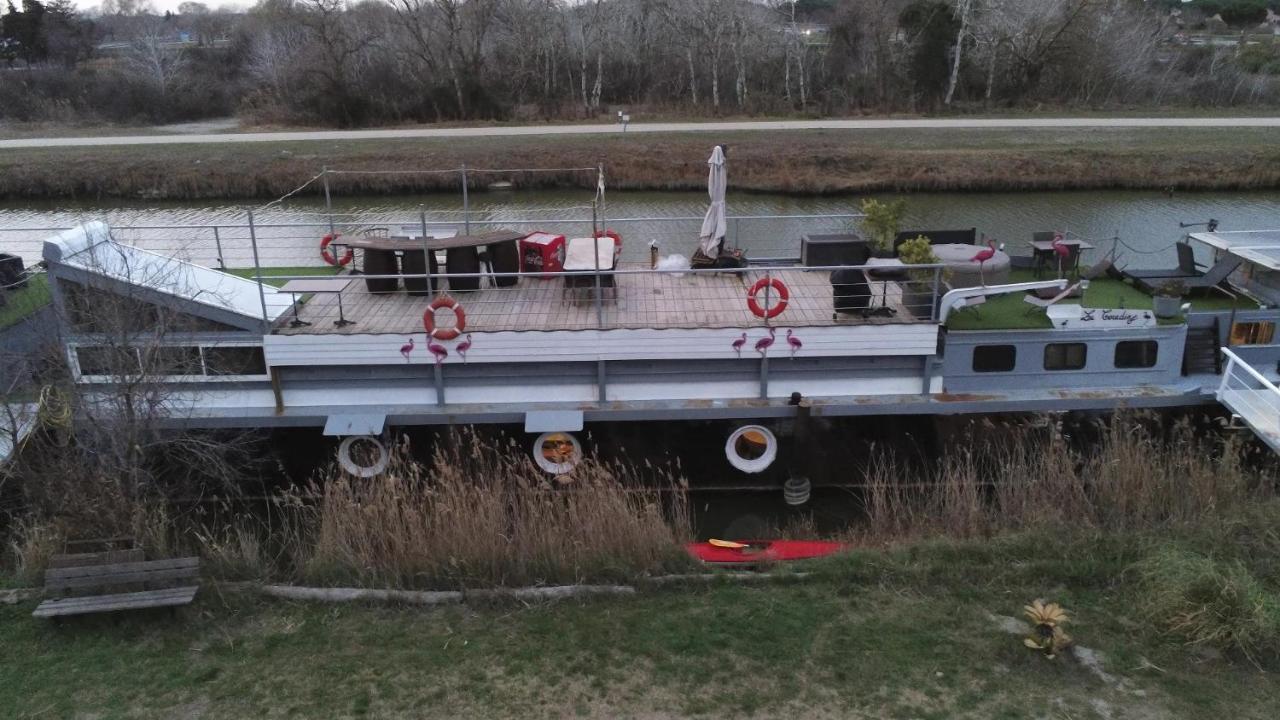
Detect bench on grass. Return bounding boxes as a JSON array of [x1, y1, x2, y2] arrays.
[[33, 550, 201, 619]]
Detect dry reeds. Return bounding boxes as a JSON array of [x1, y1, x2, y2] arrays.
[[261, 432, 692, 589], [859, 413, 1271, 544]]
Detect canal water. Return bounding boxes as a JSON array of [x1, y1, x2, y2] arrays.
[[2, 188, 1279, 268]]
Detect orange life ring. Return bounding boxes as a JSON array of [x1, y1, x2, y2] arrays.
[[320, 233, 354, 266], [423, 296, 466, 340], [747, 278, 789, 319]]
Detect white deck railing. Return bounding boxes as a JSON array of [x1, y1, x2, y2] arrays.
[[1217, 348, 1280, 452]]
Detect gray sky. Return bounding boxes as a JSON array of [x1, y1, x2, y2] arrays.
[[72, 0, 250, 14]]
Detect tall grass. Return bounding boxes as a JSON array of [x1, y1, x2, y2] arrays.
[[860, 414, 1271, 543], [220, 432, 693, 590]]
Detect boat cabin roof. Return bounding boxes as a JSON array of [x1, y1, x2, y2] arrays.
[[1189, 230, 1280, 272]]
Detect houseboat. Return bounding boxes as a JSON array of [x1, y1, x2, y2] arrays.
[[6, 193, 1280, 488]]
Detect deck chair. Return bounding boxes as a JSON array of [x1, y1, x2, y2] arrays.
[[1024, 282, 1083, 315], [1123, 242, 1243, 292]]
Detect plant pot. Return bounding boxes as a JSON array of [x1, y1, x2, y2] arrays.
[[1153, 294, 1183, 318], [871, 248, 896, 260]]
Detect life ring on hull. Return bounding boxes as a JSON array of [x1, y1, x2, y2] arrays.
[[747, 278, 789, 319], [320, 234, 354, 266], [338, 435, 389, 478], [423, 296, 466, 341]]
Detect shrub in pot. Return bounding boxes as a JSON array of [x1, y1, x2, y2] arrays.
[[897, 235, 944, 317], [860, 198, 907, 258], [1153, 279, 1186, 318]]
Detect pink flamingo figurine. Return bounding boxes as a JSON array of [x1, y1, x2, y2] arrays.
[[427, 338, 449, 365], [1051, 232, 1071, 278], [456, 333, 473, 362], [971, 239, 997, 286], [399, 337, 416, 363], [786, 329, 802, 357], [755, 328, 776, 355], [730, 332, 747, 356]]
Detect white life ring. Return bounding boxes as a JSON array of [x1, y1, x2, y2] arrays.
[[532, 431, 582, 475], [337, 435, 389, 478]]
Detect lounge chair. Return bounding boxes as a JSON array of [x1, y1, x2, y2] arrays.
[[1123, 242, 1243, 292], [1024, 282, 1084, 314]]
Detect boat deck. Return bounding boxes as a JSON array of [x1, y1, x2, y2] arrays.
[[273, 264, 928, 335]]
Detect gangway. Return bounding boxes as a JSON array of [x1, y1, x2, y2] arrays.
[[1217, 348, 1280, 453]]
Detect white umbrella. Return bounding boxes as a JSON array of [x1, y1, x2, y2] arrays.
[[698, 146, 727, 257]]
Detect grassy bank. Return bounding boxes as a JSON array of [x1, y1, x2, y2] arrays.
[[4, 126, 1280, 201], [4, 521, 1280, 718]]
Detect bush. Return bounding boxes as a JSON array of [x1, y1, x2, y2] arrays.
[[1137, 547, 1280, 660]]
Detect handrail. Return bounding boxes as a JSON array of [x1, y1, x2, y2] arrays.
[[1219, 348, 1280, 396]]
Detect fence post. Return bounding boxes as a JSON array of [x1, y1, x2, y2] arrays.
[[461, 164, 470, 235], [759, 269, 772, 399], [212, 226, 225, 269], [420, 207, 433, 295], [322, 166, 335, 238], [246, 208, 271, 333], [930, 266, 942, 322]]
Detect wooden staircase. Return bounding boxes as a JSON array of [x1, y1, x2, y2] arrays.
[[1182, 318, 1221, 376]]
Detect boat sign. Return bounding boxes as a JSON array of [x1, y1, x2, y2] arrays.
[[1046, 304, 1156, 330]]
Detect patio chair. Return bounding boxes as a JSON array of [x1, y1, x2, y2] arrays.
[[1024, 281, 1085, 315], [1123, 242, 1243, 293]]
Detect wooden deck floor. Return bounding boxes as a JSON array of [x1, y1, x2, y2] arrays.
[[273, 264, 927, 335]]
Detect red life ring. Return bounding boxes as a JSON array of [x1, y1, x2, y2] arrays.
[[320, 234, 354, 266], [747, 278, 789, 319], [423, 296, 466, 340]]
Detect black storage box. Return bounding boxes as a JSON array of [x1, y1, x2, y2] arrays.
[[0, 253, 26, 291], [801, 233, 871, 267]]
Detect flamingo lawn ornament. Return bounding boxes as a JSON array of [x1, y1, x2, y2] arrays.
[[755, 328, 777, 355], [1051, 233, 1071, 279], [786, 329, 802, 357], [731, 332, 748, 356], [427, 339, 449, 365], [972, 239, 998, 286], [456, 333, 473, 362], [399, 337, 416, 363]]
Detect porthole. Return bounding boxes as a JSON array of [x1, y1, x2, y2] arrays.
[[337, 435, 389, 478], [725, 425, 778, 474], [533, 432, 582, 474]]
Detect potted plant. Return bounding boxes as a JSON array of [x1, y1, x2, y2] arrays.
[[859, 198, 907, 258], [1153, 279, 1186, 318], [897, 235, 944, 318]]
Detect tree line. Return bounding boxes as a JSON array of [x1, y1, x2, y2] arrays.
[[2, 0, 1280, 127]]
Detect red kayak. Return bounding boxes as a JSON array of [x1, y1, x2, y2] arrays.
[[686, 539, 848, 566]]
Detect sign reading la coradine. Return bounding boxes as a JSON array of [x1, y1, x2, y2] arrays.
[[1046, 304, 1157, 330]]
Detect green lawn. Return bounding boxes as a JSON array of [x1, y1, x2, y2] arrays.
[[0, 274, 51, 330], [946, 269, 1258, 331], [3, 524, 1279, 719]]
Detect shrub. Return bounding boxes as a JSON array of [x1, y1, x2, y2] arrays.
[[1137, 547, 1280, 660]]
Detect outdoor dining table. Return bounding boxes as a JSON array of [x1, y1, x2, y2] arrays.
[[1029, 238, 1094, 278]]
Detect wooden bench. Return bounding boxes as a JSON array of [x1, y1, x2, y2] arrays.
[[33, 553, 201, 619]]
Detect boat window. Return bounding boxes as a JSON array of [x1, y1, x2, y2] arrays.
[[1044, 343, 1087, 371], [1114, 341, 1158, 369], [75, 346, 140, 376], [144, 346, 203, 375], [1230, 321, 1275, 346], [204, 346, 267, 376], [972, 345, 1016, 372]]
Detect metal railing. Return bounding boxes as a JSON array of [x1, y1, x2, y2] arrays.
[[0, 212, 864, 271], [1217, 348, 1280, 451]]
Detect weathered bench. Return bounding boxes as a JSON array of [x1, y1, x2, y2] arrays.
[[33, 553, 201, 619]]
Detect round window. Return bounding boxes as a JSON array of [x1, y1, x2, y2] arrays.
[[533, 432, 582, 474], [725, 425, 778, 474]]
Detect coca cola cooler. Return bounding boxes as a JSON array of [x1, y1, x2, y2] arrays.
[[520, 231, 566, 277]]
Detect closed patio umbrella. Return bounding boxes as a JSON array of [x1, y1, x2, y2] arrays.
[[698, 145, 727, 258]]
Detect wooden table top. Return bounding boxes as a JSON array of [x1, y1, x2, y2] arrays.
[[337, 231, 523, 252], [1030, 239, 1094, 251]]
